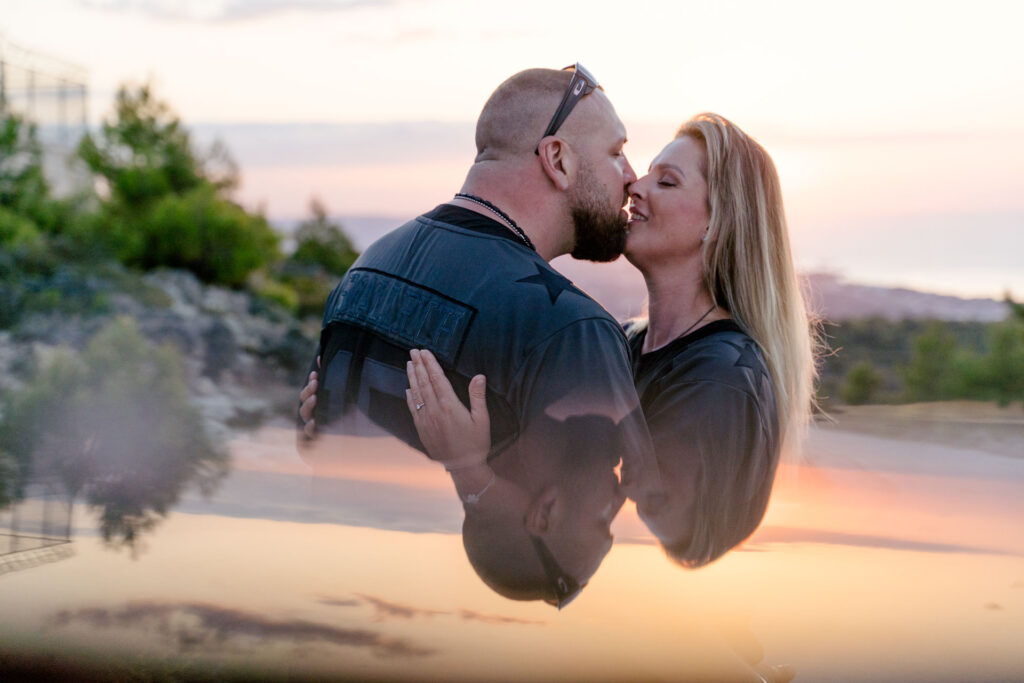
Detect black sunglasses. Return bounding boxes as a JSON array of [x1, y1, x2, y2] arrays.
[[534, 63, 603, 155], [530, 534, 584, 609]]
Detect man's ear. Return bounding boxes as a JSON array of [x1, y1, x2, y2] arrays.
[[536, 139, 574, 192], [524, 485, 562, 535]]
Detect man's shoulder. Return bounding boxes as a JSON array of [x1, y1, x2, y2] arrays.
[[319, 210, 622, 367], [360, 212, 618, 327]]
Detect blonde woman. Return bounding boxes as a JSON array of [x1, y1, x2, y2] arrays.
[[403, 113, 818, 568]]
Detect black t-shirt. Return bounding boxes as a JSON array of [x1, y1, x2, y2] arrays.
[[626, 319, 780, 493], [310, 205, 655, 477]]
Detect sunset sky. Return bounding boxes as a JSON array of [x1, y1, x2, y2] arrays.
[[2, 0, 1022, 297]]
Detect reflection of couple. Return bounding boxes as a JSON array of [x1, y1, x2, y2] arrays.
[[299, 65, 817, 604]]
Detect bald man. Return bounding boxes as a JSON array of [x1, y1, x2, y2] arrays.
[[300, 67, 658, 606]]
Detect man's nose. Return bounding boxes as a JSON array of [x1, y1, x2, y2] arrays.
[[622, 157, 638, 186]]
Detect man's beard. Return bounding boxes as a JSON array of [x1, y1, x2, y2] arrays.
[[569, 164, 627, 263]]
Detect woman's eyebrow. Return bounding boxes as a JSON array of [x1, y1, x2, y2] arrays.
[[648, 162, 686, 177]]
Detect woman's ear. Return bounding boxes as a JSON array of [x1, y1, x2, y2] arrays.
[[524, 485, 562, 535], [536, 138, 573, 192]]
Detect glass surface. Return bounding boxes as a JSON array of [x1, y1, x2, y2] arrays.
[[2, 416, 1022, 682]]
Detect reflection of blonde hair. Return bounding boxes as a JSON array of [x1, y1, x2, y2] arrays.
[[682, 112, 818, 453], [666, 114, 820, 567]]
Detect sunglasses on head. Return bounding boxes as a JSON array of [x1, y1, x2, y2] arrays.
[[534, 63, 603, 155], [530, 534, 584, 609]]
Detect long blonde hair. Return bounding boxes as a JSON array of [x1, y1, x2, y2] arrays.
[[682, 112, 818, 453], [643, 114, 821, 568]]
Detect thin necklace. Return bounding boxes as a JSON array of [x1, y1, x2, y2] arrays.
[[644, 304, 717, 354], [453, 193, 535, 251], [678, 304, 717, 339]]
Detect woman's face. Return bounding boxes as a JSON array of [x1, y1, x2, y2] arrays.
[[624, 135, 710, 270]]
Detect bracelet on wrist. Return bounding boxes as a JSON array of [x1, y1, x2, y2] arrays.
[[461, 470, 496, 505]]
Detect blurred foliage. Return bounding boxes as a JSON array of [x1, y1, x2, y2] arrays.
[[818, 318, 988, 405], [985, 319, 1024, 407], [0, 113, 59, 233], [0, 205, 46, 251], [268, 199, 359, 318], [841, 361, 884, 405], [290, 199, 359, 275], [2, 87, 358, 326], [0, 448, 16, 509], [248, 272, 300, 314], [0, 240, 171, 331], [0, 318, 228, 548], [819, 303, 1024, 408], [77, 84, 208, 206], [143, 185, 279, 287], [77, 84, 280, 286], [902, 322, 959, 402]]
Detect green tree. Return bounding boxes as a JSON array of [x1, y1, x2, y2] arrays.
[[841, 361, 884, 405], [0, 317, 228, 548], [0, 113, 49, 226], [77, 85, 207, 207], [269, 198, 360, 317], [902, 322, 958, 402], [985, 319, 1024, 407], [1006, 292, 1024, 323], [78, 84, 279, 286], [0, 206, 44, 251], [291, 199, 359, 275], [144, 185, 280, 287]]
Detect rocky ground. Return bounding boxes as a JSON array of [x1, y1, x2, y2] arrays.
[[0, 268, 320, 445]]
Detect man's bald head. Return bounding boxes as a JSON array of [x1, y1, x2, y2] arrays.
[[475, 68, 610, 161]]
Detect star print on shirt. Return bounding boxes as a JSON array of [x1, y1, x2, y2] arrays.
[[515, 264, 580, 305], [730, 340, 769, 380]]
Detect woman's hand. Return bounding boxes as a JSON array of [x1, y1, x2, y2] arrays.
[[406, 349, 491, 471]]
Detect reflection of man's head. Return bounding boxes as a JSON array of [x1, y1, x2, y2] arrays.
[[461, 438, 624, 608]]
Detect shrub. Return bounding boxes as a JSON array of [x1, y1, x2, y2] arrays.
[[290, 199, 359, 276], [0, 113, 60, 232], [249, 273, 300, 314], [985, 321, 1024, 407], [143, 186, 280, 287], [841, 361, 884, 405], [902, 322, 958, 402], [0, 206, 45, 251]]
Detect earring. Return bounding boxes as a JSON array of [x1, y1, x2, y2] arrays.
[[701, 227, 710, 242]]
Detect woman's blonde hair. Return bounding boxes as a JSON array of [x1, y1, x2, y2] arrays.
[[683, 112, 818, 454], [653, 114, 821, 567]]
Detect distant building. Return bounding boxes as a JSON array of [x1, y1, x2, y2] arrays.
[[0, 35, 90, 196]]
